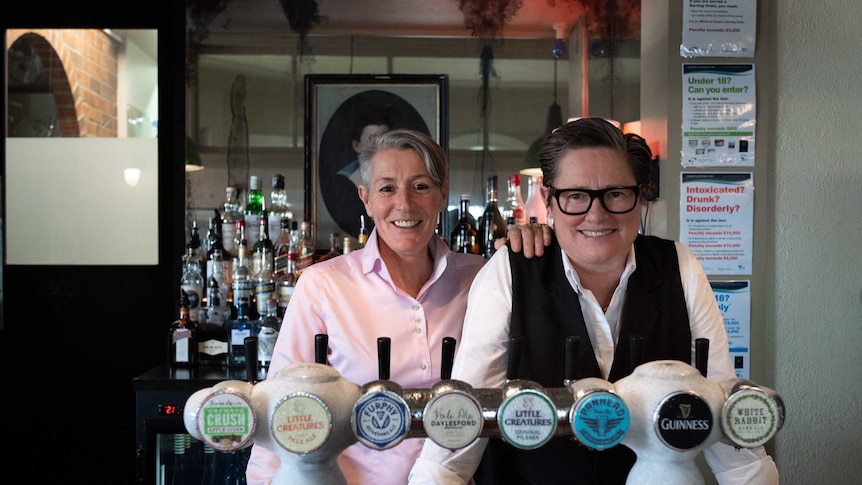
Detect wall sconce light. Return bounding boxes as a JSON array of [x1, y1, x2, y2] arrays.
[[124, 167, 142, 187], [185, 135, 204, 172]]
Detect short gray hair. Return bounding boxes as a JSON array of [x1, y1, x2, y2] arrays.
[[356, 129, 448, 189]]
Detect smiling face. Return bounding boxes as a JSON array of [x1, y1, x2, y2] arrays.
[[547, 146, 642, 273], [358, 147, 447, 258]]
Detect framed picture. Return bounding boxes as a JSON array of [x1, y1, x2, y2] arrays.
[[304, 74, 449, 250]]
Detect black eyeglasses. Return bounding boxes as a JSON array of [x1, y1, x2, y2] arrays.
[[549, 186, 640, 215]]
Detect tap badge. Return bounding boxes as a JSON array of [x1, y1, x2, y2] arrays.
[[721, 388, 782, 448], [271, 392, 333, 454], [498, 389, 558, 450], [423, 390, 484, 450], [570, 391, 630, 450], [351, 390, 411, 450], [197, 390, 256, 451], [654, 391, 713, 450]]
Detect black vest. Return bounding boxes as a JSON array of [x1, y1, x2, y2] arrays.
[[474, 234, 692, 485]]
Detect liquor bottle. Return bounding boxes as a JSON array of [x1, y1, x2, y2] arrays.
[[202, 215, 215, 255], [505, 174, 527, 226], [267, 174, 293, 245], [252, 243, 275, 319], [478, 175, 507, 258], [342, 236, 354, 254], [297, 220, 314, 259], [450, 194, 479, 254], [276, 246, 299, 319], [524, 174, 548, 224], [169, 290, 196, 368], [316, 232, 342, 263], [229, 287, 257, 368], [198, 275, 230, 366], [203, 276, 230, 325], [179, 247, 204, 324], [257, 298, 280, 372], [252, 216, 274, 277], [206, 220, 233, 293], [436, 211, 445, 238], [184, 219, 206, 280], [206, 248, 230, 316], [357, 215, 369, 248], [296, 220, 315, 272], [273, 216, 293, 274], [232, 252, 253, 324], [245, 175, 265, 245], [220, 186, 243, 255]]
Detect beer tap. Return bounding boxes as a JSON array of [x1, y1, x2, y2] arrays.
[[614, 339, 725, 485], [718, 378, 785, 449], [496, 337, 559, 450], [421, 336, 485, 450], [565, 335, 631, 451], [183, 378, 257, 453], [247, 333, 361, 485], [351, 337, 412, 450]]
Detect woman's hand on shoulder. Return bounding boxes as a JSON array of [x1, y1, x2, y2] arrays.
[[494, 223, 552, 258]]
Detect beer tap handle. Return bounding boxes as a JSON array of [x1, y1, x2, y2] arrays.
[[441, 337, 456, 380], [506, 337, 521, 380], [244, 336, 259, 383], [565, 336, 581, 383], [629, 334, 645, 374], [695, 338, 709, 377], [314, 333, 329, 364], [378, 337, 391, 380]]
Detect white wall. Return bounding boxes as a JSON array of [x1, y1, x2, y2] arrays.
[[772, 0, 862, 481], [643, 0, 862, 482]]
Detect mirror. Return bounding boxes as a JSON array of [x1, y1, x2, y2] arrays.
[[4, 28, 159, 265], [185, 1, 640, 249]]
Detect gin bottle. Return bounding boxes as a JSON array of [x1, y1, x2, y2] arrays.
[[245, 175, 265, 245]]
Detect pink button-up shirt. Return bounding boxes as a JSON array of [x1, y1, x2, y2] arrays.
[[246, 229, 484, 484]]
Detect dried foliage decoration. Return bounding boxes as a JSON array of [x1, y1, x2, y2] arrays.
[[456, 0, 524, 39], [278, 0, 322, 59], [555, 0, 642, 39]]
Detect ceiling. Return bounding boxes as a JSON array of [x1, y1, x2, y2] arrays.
[[196, 0, 591, 39]]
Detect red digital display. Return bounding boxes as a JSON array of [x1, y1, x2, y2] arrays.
[[159, 404, 183, 416]]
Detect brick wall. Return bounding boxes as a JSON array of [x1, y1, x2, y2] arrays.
[[7, 28, 119, 137]]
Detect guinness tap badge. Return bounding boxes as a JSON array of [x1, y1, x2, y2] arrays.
[[654, 391, 714, 451]]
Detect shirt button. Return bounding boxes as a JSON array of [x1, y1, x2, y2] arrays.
[[414, 317, 421, 324], [413, 304, 420, 311], [415, 327, 422, 334], [420, 363, 427, 371]]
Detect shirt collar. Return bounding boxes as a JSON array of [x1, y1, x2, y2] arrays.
[[561, 244, 638, 295], [359, 227, 450, 284]]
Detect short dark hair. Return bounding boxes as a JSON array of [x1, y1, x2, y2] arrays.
[[538, 117, 655, 201]]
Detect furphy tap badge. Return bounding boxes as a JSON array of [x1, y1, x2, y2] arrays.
[[654, 392, 714, 450], [351, 390, 411, 450]]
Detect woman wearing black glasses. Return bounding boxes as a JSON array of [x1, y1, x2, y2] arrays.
[[409, 117, 778, 485]]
